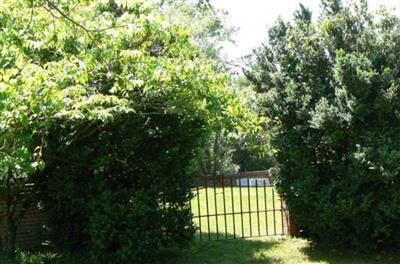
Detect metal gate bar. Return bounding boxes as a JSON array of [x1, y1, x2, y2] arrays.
[[190, 171, 290, 240]]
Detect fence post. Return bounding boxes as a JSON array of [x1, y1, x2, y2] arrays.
[[282, 200, 298, 236], [288, 213, 298, 236], [283, 209, 298, 236]]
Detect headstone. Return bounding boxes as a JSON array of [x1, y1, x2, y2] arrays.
[[236, 178, 271, 186]]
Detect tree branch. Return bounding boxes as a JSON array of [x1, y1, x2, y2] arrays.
[[40, 0, 128, 37]]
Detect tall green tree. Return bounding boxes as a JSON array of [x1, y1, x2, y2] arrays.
[[163, 1, 273, 176], [160, 0, 250, 176], [160, 0, 236, 68], [246, 0, 400, 251]]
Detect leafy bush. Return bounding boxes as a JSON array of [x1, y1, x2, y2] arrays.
[[38, 114, 201, 263], [246, 0, 400, 251]]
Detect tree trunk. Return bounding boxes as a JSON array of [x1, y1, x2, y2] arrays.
[[4, 219, 17, 257], [212, 131, 221, 178], [3, 170, 17, 257], [0, 230, 3, 252]]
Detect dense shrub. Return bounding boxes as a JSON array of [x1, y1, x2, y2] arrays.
[[246, 0, 400, 251], [37, 114, 201, 263]]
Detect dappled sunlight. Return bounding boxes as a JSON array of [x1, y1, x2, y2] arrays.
[[168, 236, 400, 264]]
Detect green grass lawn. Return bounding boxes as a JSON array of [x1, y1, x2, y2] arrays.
[[4, 237, 399, 264], [167, 236, 400, 264], [190, 186, 286, 240]]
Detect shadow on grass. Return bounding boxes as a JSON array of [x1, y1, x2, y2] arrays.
[[0, 250, 88, 264], [301, 244, 400, 264], [5, 236, 400, 264], [163, 233, 285, 264]]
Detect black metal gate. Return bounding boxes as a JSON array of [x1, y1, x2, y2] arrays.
[[190, 171, 290, 240]]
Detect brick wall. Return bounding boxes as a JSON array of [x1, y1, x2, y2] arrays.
[[0, 201, 47, 249]]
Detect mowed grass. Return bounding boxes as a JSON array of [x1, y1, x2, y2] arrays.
[[168, 236, 400, 264], [4, 237, 399, 264], [190, 186, 286, 240]]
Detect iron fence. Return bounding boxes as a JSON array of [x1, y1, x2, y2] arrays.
[[190, 171, 290, 240]]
